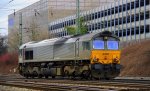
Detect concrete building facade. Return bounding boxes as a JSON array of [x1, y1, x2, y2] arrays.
[[49, 0, 150, 42], [8, 0, 114, 43]]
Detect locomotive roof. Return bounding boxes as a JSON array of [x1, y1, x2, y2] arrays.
[[20, 31, 119, 49]]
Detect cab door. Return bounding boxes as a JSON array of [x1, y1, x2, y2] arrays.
[[75, 38, 79, 58]]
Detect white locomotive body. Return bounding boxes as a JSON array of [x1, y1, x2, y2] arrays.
[[19, 31, 121, 79]]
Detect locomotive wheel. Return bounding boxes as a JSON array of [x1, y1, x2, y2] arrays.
[[72, 71, 78, 79], [24, 74, 29, 79], [45, 75, 48, 79], [64, 70, 69, 77], [32, 71, 38, 78], [82, 70, 91, 79], [104, 71, 111, 80], [31, 73, 35, 78], [52, 76, 55, 78], [38, 74, 42, 78], [31, 75, 35, 79], [24, 71, 30, 79], [91, 70, 102, 80]]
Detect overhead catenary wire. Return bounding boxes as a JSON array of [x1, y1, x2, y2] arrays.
[[0, 28, 7, 29], [0, 0, 14, 10], [1, 0, 115, 34], [0, 0, 42, 36], [0, 0, 39, 13]]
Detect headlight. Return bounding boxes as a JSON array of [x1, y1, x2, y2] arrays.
[[93, 57, 99, 63], [113, 58, 119, 63]]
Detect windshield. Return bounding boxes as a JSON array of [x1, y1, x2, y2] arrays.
[[107, 41, 119, 50], [93, 40, 104, 49]]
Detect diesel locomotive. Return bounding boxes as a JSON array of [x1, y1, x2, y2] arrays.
[[19, 31, 121, 79]]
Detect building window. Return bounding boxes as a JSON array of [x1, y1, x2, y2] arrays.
[[119, 5, 122, 13], [88, 25, 91, 31], [84, 15, 88, 21], [97, 23, 101, 29], [115, 31, 118, 36], [140, 0, 144, 6], [87, 14, 91, 21], [108, 9, 111, 15], [95, 23, 98, 30], [119, 30, 122, 37], [92, 13, 95, 20], [135, 0, 139, 8], [131, 2, 134, 9], [95, 12, 98, 19], [50, 26, 52, 31], [146, 0, 149, 5], [127, 29, 130, 36], [101, 11, 104, 17], [146, 25, 150, 33], [73, 19, 76, 24], [115, 6, 118, 13], [98, 11, 101, 18], [135, 14, 139, 21], [108, 21, 110, 27], [146, 11, 149, 19], [92, 24, 95, 30], [122, 4, 126, 11], [105, 10, 107, 15], [115, 19, 118, 25], [111, 20, 114, 26], [122, 29, 126, 36], [127, 3, 130, 10], [116, 25, 150, 37], [62, 22, 65, 27], [111, 8, 114, 14]]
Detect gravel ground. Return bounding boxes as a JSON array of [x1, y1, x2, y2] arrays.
[[115, 77, 150, 80], [0, 85, 42, 91]]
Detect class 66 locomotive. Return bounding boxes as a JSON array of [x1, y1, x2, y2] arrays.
[[19, 31, 121, 79]]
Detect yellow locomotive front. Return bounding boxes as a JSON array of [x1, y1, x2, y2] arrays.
[[90, 32, 121, 79]]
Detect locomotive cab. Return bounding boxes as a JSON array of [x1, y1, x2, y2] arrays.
[[90, 31, 121, 79]]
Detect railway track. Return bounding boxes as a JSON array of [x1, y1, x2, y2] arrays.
[[0, 74, 150, 91]]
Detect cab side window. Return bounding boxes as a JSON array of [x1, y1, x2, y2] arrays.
[[25, 50, 33, 60], [82, 41, 90, 50]]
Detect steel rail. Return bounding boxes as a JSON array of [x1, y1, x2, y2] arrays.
[[0, 74, 150, 91]]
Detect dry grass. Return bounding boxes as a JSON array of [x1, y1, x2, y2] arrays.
[[0, 52, 18, 74], [120, 40, 150, 77]]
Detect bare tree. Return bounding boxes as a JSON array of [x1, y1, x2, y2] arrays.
[[0, 35, 7, 55], [8, 26, 20, 52], [27, 18, 49, 41], [8, 17, 51, 52]]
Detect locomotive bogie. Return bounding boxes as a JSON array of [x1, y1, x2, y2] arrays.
[[91, 63, 121, 79]]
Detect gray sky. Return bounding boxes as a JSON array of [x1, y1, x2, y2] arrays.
[[0, 0, 40, 36]]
